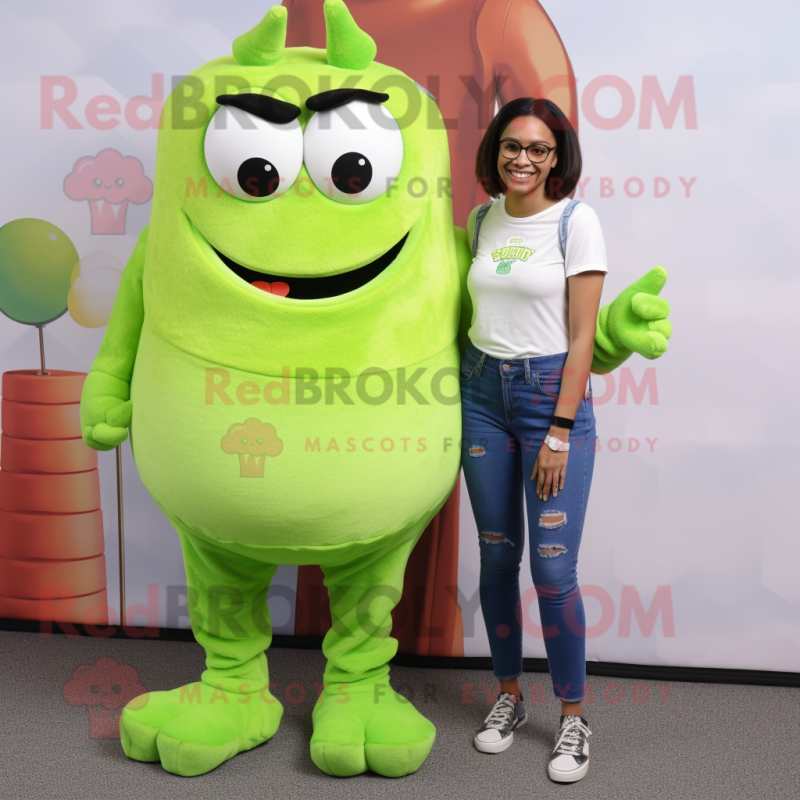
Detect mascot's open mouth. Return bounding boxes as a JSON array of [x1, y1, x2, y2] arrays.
[[213, 234, 408, 300]]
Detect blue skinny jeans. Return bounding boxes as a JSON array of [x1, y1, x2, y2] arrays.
[[460, 340, 597, 703]]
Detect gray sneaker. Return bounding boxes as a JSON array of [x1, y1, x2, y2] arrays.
[[548, 715, 592, 782], [474, 692, 528, 754]]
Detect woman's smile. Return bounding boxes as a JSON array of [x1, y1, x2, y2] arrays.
[[506, 167, 538, 182]]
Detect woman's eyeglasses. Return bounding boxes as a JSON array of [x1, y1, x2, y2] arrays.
[[499, 138, 557, 164]]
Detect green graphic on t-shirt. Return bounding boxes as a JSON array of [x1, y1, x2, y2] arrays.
[[491, 245, 534, 261], [490, 238, 534, 274]]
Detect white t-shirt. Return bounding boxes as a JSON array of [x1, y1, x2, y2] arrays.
[[466, 196, 608, 358]]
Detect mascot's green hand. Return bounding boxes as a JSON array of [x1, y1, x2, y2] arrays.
[[593, 266, 672, 373], [80, 371, 132, 451], [608, 266, 672, 358]]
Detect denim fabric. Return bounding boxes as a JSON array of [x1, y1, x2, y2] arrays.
[[460, 340, 597, 703]]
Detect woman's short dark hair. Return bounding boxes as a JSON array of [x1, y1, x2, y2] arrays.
[[476, 97, 582, 200]]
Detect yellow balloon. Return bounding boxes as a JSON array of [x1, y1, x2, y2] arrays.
[[67, 267, 122, 328]]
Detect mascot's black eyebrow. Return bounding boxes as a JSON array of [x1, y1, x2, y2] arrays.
[[306, 88, 390, 112], [216, 94, 301, 124]]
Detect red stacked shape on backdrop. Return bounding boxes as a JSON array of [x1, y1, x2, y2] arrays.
[[0, 370, 108, 625]]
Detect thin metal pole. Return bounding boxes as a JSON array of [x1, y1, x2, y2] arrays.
[[37, 326, 50, 375], [116, 445, 126, 628]]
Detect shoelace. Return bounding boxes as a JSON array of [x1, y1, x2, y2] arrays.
[[553, 716, 592, 756], [482, 693, 520, 730]]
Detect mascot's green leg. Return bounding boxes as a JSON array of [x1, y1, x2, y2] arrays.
[[311, 524, 436, 778], [119, 522, 284, 776]]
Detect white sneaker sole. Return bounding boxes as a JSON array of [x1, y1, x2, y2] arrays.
[[474, 714, 528, 754], [548, 758, 589, 783]]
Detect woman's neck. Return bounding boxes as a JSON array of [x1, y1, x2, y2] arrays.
[[504, 189, 560, 218]]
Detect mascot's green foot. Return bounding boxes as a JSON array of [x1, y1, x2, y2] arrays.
[[119, 682, 283, 776], [310, 680, 436, 777]]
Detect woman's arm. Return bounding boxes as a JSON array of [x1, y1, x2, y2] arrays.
[[556, 271, 606, 423], [532, 270, 604, 501]]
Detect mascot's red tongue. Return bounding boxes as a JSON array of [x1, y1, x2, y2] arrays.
[[252, 280, 290, 297]]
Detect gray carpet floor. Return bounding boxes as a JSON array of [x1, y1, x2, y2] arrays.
[[1, 630, 798, 799]]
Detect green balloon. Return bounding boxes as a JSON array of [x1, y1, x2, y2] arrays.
[[0, 218, 78, 325]]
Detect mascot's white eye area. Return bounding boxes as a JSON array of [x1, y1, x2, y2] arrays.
[[303, 91, 403, 205], [204, 93, 303, 202]]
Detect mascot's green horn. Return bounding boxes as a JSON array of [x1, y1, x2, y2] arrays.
[[233, 4, 287, 67], [324, 0, 376, 70]]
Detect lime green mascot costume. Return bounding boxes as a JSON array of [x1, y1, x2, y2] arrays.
[[80, 0, 670, 778]]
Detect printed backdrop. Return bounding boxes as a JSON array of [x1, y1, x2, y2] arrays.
[[0, 0, 798, 672]]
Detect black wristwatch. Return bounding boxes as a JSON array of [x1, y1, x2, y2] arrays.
[[551, 415, 575, 430]]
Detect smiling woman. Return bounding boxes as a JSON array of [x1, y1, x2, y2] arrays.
[[464, 97, 606, 782], [476, 97, 582, 201]]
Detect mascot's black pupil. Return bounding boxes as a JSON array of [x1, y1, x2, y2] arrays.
[[332, 152, 372, 195], [238, 158, 281, 198]]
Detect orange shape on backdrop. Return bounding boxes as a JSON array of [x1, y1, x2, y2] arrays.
[[0, 369, 108, 626], [2, 369, 87, 404], [0, 434, 98, 474], [1, 400, 81, 440], [0, 589, 109, 624], [0, 470, 101, 514], [0, 509, 104, 560], [0, 554, 107, 599]]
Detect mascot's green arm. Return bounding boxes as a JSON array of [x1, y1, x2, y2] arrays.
[[454, 225, 473, 357], [590, 266, 672, 374], [79, 226, 148, 451], [458, 210, 672, 374]]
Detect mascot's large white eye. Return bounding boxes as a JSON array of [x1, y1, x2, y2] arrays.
[[303, 101, 403, 204], [204, 98, 303, 202]]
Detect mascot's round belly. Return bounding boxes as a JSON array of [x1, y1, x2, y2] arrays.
[[129, 323, 461, 548]]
